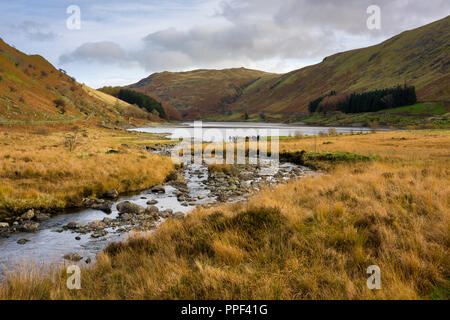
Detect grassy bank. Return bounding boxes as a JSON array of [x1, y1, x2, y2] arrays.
[[0, 130, 449, 299], [294, 103, 450, 129], [0, 124, 174, 220]]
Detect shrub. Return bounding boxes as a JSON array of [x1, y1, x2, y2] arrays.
[[64, 130, 80, 152], [53, 99, 65, 108]]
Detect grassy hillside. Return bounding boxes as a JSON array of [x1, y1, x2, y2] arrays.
[[127, 68, 277, 119], [293, 103, 450, 129], [0, 39, 154, 125], [126, 16, 449, 121], [231, 16, 450, 118]]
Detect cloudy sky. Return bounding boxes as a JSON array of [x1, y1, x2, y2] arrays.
[[1, 0, 449, 88]]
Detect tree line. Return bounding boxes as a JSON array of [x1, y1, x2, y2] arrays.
[[308, 90, 336, 113], [309, 85, 417, 114], [117, 89, 166, 119]]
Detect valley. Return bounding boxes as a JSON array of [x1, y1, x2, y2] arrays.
[[0, 11, 448, 301]]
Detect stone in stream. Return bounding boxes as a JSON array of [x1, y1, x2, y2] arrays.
[[104, 189, 119, 199], [17, 238, 30, 245], [21, 209, 35, 220], [19, 221, 40, 232], [103, 217, 113, 224], [147, 199, 158, 205], [63, 253, 82, 262], [144, 205, 159, 217], [88, 220, 106, 230], [0, 222, 9, 228], [35, 213, 50, 221], [173, 212, 185, 220], [151, 185, 166, 193], [85, 258, 92, 264], [160, 209, 173, 218], [66, 221, 79, 229], [91, 202, 113, 214], [91, 230, 107, 238], [116, 201, 145, 215], [75, 236, 81, 241]]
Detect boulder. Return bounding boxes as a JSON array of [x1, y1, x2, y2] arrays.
[[104, 189, 119, 199], [147, 199, 158, 205], [116, 201, 145, 215], [151, 185, 166, 193], [91, 202, 113, 214], [173, 212, 185, 220], [144, 206, 159, 219], [63, 253, 82, 262], [0, 222, 9, 228], [35, 213, 50, 221], [160, 209, 173, 218], [102, 217, 113, 224], [66, 221, 79, 229], [21, 209, 35, 220], [88, 220, 106, 230], [19, 221, 39, 232], [17, 238, 30, 245], [91, 230, 107, 238]]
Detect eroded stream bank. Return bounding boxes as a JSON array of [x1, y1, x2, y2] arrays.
[[0, 149, 313, 276]]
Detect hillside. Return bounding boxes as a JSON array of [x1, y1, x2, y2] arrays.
[[127, 16, 449, 120], [127, 68, 277, 119], [97, 86, 182, 121], [0, 39, 155, 125]]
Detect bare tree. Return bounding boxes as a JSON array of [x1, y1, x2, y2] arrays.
[[64, 130, 80, 152]]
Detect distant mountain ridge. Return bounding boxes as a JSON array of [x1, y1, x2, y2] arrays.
[[127, 68, 277, 119], [127, 15, 450, 120]]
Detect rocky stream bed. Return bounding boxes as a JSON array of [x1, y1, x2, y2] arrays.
[[0, 144, 313, 275]]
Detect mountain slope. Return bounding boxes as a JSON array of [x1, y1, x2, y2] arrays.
[[234, 15, 449, 117], [127, 68, 277, 119], [127, 16, 449, 120], [0, 39, 156, 124]]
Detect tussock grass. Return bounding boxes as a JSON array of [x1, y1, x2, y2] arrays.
[[0, 124, 174, 218], [0, 130, 449, 299]]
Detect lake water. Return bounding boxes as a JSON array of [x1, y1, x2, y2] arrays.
[[130, 122, 372, 142]]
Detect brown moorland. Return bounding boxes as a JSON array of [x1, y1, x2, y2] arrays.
[[1, 130, 448, 300]]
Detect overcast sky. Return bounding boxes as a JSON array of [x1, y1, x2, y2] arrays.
[[1, 0, 449, 88]]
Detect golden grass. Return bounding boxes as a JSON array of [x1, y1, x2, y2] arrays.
[[279, 130, 450, 161], [0, 124, 174, 218], [0, 130, 449, 300]]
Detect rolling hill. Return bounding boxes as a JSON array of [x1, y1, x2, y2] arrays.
[[0, 38, 158, 125], [126, 15, 449, 120], [127, 68, 277, 119]]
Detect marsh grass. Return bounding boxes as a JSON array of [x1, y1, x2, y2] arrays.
[[0, 124, 174, 218], [0, 130, 449, 300]]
